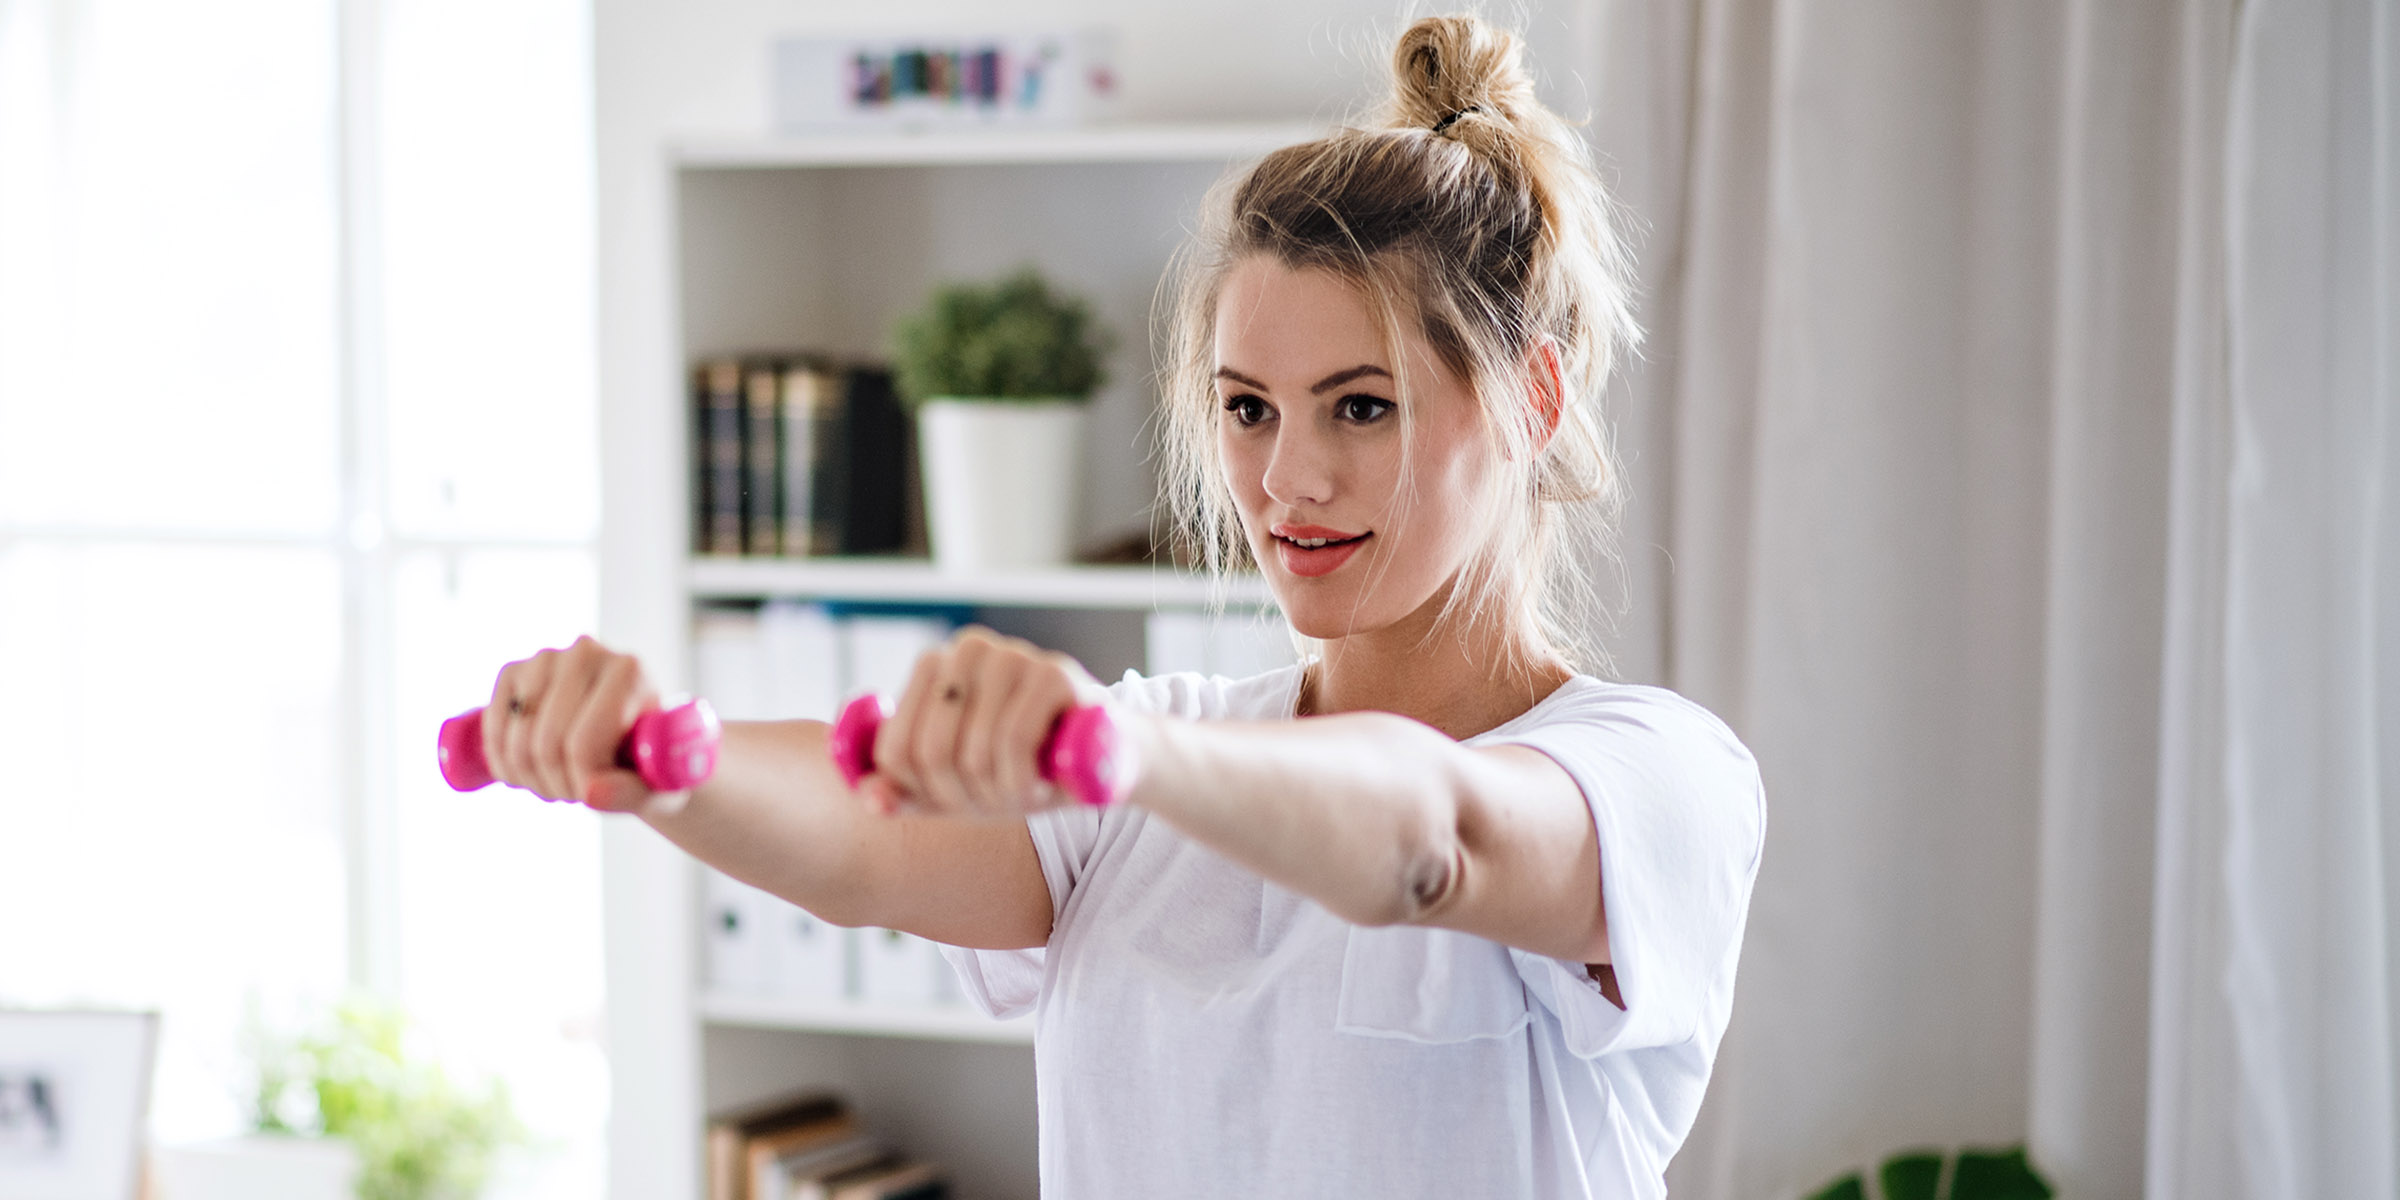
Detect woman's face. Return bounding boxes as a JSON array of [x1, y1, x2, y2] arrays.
[[1212, 256, 1495, 642]]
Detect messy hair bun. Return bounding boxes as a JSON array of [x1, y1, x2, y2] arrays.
[[1387, 15, 1534, 148], [1159, 13, 1641, 685]]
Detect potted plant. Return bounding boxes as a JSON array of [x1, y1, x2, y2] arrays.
[[223, 997, 525, 1200], [892, 267, 1109, 571], [1804, 1143, 2053, 1200]]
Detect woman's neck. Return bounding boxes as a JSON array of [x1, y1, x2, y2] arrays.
[[1297, 625, 1574, 740]]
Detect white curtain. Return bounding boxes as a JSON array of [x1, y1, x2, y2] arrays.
[[1584, 0, 2398, 1196]]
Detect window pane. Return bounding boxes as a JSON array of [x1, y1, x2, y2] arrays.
[[380, 0, 600, 542], [0, 542, 347, 1141], [0, 0, 341, 534], [392, 548, 603, 1198]]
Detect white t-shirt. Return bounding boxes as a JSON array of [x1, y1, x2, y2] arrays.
[[941, 664, 1764, 1199]]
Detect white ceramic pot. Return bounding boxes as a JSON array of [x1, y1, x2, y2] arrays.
[[916, 398, 1087, 571], [150, 1135, 358, 1200]]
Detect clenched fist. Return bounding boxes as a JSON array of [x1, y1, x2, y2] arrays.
[[859, 625, 1117, 819], [481, 634, 672, 815]]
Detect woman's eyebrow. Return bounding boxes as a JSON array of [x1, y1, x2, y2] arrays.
[[1212, 364, 1394, 393], [1309, 364, 1392, 393]]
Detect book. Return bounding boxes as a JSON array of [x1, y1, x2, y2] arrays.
[[745, 360, 787, 555], [758, 600, 842, 720], [811, 1157, 947, 1200], [780, 361, 842, 557], [705, 1090, 847, 1200], [746, 1109, 865, 1200], [856, 926, 948, 1009], [701, 867, 775, 997], [836, 609, 963, 699], [773, 29, 1120, 131], [767, 899, 848, 1005], [835, 366, 910, 555], [693, 604, 769, 719], [774, 1139, 896, 1200], [690, 354, 914, 559], [695, 360, 747, 556]]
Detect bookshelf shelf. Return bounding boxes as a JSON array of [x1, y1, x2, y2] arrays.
[[700, 993, 1035, 1046], [687, 557, 1276, 610], [672, 120, 1325, 169]]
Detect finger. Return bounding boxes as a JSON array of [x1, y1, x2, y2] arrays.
[[488, 653, 554, 794], [909, 642, 977, 816], [583, 767, 652, 813], [873, 650, 945, 802], [954, 639, 1028, 815], [565, 654, 647, 806], [858, 775, 901, 818], [981, 653, 1045, 813], [529, 639, 604, 802], [1003, 659, 1079, 810]]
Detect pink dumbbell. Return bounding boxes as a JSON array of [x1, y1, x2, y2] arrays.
[[437, 697, 722, 796], [827, 693, 1136, 808]]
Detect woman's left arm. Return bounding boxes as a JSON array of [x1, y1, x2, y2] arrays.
[[1124, 712, 1609, 965]]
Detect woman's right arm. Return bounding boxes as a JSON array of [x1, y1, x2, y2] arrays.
[[651, 718, 1053, 949], [481, 636, 1051, 951]]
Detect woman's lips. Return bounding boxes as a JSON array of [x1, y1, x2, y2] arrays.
[[1274, 531, 1370, 578]]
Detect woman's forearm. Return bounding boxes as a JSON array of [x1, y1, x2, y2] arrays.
[[640, 718, 886, 925], [1126, 711, 1471, 928]]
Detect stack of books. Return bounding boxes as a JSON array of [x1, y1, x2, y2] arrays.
[[693, 356, 915, 561], [707, 1091, 947, 1200]]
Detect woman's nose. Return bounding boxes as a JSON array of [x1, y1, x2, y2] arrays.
[[1260, 424, 1335, 507]]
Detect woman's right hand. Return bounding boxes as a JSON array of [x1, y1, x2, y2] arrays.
[[480, 634, 668, 815]]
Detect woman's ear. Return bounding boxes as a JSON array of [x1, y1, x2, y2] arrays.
[[1527, 337, 1565, 454]]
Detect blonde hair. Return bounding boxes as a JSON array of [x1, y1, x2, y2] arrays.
[[1157, 13, 1640, 687]]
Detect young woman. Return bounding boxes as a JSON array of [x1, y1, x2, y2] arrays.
[[480, 15, 1762, 1197]]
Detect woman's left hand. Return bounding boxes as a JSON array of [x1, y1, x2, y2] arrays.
[[858, 625, 1118, 819]]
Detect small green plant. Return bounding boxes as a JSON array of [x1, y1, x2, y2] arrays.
[[247, 996, 525, 1200], [1805, 1144, 2053, 1200], [891, 267, 1109, 407]]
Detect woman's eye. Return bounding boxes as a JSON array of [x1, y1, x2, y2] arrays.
[[1222, 395, 1268, 426], [1338, 395, 1394, 424]]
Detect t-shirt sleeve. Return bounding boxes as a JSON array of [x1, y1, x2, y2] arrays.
[[1481, 686, 1765, 1058], [939, 804, 1100, 1018], [939, 668, 1206, 1019]]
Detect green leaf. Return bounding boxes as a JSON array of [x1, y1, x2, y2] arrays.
[[239, 995, 524, 1200], [1805, 1174, 1868, 1200], [891, 267, 1109, 405], [1878, 1150, 1944, 1200], [1950, 1146, 2055, 1200]]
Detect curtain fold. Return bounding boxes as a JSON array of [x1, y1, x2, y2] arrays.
[[2192, 0, 2399, 1193], [1586, 0, 2397, 1196]]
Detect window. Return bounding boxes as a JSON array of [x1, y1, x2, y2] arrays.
[[0, 1, 604, 1193]]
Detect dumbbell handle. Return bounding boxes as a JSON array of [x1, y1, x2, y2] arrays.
[[828, 694, 1135, 808], [437, 697, 722, 796]]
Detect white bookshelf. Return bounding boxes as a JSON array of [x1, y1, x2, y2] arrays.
[[674, 120, 1324, 169], [601, 119, 1306, 1200], [688, 556, 1272, 610]]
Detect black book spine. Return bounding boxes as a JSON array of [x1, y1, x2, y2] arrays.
[[743, 361, 784, 556], [780, 363, 842, 557], [837, 366, 909, 555], [811, 369, 852, 557], [695, 360, 745, 557]]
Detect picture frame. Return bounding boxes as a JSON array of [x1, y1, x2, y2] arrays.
[[0, 1010, 159, 1200]]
